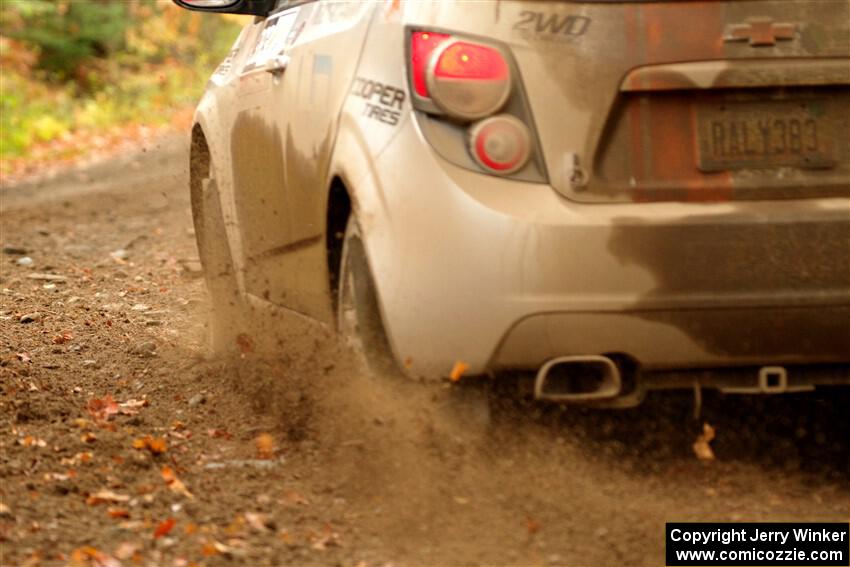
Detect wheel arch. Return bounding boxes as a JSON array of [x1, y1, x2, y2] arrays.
[[326, 175, 353, 317]]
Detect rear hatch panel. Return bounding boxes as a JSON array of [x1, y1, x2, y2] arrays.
[[406, 0, 850, 202]]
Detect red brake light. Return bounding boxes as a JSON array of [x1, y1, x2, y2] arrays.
[[426, 39, 512, 120], [433, 42, 509, 81], [410, 31, 451, 97], [469, 115, 531, 175]]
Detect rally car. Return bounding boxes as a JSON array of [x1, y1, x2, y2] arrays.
[[175, 0, 850, 406]]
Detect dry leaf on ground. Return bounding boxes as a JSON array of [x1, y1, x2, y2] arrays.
[[86, 490, 130, 506], [244, 512, 270, 532], [449, 361, 469, 382], [202, 539, 235, 557], [309, 524, 341, 551], [52, 331, 74, 344], [161, 465, 193, 498], [207, 428, 232, 439], [113, 541, 142, 560], [153, 518, 176, 539], [19, 436, 46, 448], [69, 546, 120, 567], [118, 399, 148, 415], [80, 431, 97, 443], [87, 395, 119, 423], [132, 435, 167, 455], [693, 422, 717, 461], [255, 433, 276, 459]]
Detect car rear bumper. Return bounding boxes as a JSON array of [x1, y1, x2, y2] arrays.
[[491, 306, 850, 371], [345, 117, 850, 381]]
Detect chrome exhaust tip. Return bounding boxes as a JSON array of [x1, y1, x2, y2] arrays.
[[534, 355, 622, 402]]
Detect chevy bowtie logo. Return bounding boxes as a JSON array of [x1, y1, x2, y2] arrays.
[[724, 18, 796, 47]]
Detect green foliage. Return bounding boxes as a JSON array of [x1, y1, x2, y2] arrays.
[[0, 68, 75, 157], [0, 1, 244, 160], [3, 0, 130, 83]]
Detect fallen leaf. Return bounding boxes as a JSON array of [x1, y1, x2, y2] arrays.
[[44, 471, 76, 482], [255, 433, 276, 460], [80, 432, 97, 443], [526, 515, 541, 536], [244, 512, 269, 532], [170, 429, 192, 441], [201, 539, 233, 557], [309, 524, 341, 550], [201, 541, 221, 557], [70, 546, 116, 567], [87, 490, 130, 506], [60, 452, 93, 466], [118, 520, 145, 531], [161, 465, 193, 498], [449, 361, 469, 382], [160, 465, 177, 483], [153, 518, 176, 539], [19, 436, 47, 448], [52, 331, 74, 344], [207, 428, 231, 439], [107, 507, 130, 519], [15, 352, 31, 363], [118, 399, 148, 415], [693, 422, 716, 461], [113, 541, 141, 560], [132, 435, 167, 455], [87, 395, 119, 423]]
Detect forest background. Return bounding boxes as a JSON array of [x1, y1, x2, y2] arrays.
[[0, 0, 245, 178]]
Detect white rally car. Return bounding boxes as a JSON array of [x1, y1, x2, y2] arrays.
[[175, 0, 850, 406]]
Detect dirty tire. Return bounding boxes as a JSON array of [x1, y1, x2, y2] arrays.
[[337, 216, 401, 377], [190, 132, 246, 353]]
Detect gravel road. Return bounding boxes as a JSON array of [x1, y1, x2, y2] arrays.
[[1, 136, 848, 567]]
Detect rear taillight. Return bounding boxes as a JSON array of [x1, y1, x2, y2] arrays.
[[410, 31, 451, 98], [427, 40, 512, 120], [469, 115, 531, 174], [408, 29, 544, 181]]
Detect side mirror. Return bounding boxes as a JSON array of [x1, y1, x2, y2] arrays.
[[172, 0, 277, 16]]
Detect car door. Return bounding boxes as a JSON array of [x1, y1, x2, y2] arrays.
[[229, 0, 375, 320], [228, 1, 305, 307]]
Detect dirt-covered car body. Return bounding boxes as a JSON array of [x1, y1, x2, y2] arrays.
[[183, 0, 850, 404]]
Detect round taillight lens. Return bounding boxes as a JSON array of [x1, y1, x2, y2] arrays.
[[426, 40, 511, 120], [468, 115, 531, 175]]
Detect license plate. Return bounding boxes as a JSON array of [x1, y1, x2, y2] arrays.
[[696, 100, 836, 172]]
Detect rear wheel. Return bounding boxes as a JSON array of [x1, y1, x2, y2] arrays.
[[336, 214, 492, 433], [190, 131, 245, 353], [337, 217, 401, 377]]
